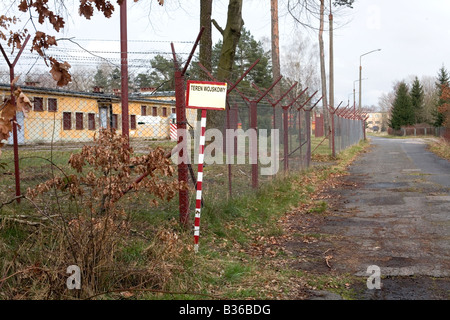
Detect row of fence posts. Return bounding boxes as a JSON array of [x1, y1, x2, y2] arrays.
[[2, 27, 367, 234]]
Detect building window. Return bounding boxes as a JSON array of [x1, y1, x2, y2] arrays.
[[162, 107, 167, 117], [63, 112, 71, 130], [112, 114, 118, 129], [88, 113, 96, 130], [141, 105, 147, 116], [171, 107, 176, 114], [76, 113, 84, 130], [34, 97, 44, 112], [130, 114, 136, 130], [152, 107, 157, 116], [48, 98, 57, 112]]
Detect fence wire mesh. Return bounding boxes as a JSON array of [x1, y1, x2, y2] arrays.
[[333, 113, 365, 154], [1, 68, 369, 223]]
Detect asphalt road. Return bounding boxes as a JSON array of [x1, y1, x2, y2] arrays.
[[297, 136, 450, 300]]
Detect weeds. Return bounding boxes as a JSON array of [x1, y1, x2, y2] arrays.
[[428, 138, 450, 160], [0, 129, 184, 299]]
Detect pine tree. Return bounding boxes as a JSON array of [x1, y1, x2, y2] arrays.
[[93, 67, 109, 90], [434, 65, 449, 127], [108, 67, 121, 90], [410, 76, 424, 124], [209, 28, 272, 95], [390, 82, 414, 130], [233, 28, 272, 92]]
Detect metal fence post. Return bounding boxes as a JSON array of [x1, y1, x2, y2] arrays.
[[305, 109, 311, 168], [250, 100, 258, 189], [298, 109, 303, 170], [282, 106, 289, 172], [0, 34, 31, 204], [173, 69, 190, 227], [120, 0, 129, 142], [330, 108, 336, 157], [171, 28, 204, 228]]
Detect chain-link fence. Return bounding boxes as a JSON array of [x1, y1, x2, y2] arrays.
[[332, 112, 365, 154], [387, 126, 446, 137], [1, 68, 368, 228], [0, 78, 189, 206]]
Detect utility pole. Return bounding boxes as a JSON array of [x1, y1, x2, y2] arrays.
[[319, 0, 329, 137], [329, 0, 334, 112], [359, 49, 381, 111], [120, 0, 129, 142], [271, 0, 282, 133]]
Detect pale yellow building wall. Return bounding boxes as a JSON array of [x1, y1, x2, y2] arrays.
[[0, 87, 183, 143]]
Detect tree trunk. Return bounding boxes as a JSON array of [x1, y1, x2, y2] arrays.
[[319, 0, 329, 136], [199, 0, 213, 81], [216, 0, 244, 82], [328, 1, 334, 111], [271, 0, 282, 132], [209, 0, 243, 128]]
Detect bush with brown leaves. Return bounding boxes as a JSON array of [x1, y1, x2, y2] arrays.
[[13, 128, 185, 299]]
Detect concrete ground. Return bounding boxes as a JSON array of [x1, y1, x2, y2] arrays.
[[290, 136, 450, 300]]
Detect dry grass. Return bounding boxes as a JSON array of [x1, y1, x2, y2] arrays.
[[428, 137, 450, 160]]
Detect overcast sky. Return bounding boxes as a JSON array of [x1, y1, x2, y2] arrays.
[[2, 0, 450, 108]]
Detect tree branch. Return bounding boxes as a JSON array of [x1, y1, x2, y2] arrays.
[[211, 19, 224, 36]]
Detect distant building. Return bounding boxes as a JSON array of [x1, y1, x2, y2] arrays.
[[366, 112, 388, 132], [0, 84, 196, 144]]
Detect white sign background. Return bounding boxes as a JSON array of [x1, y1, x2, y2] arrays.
[[186, 81, 227, 110]]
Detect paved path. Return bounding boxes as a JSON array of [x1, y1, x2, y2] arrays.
[[294, 137, 450, 299]]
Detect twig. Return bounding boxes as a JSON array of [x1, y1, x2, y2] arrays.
[[130, 228, 151, 240], [325, 255, 333, 269], [238, 169, 249, 177], [85, 287, 225, 300], [0, 217, 42, 227], [0, 195, 25, 209], [323, 248, 333, 269], [0, 268, 34, 284]]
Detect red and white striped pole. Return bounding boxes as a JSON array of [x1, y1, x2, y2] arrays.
[[194, 109, 207, 253]]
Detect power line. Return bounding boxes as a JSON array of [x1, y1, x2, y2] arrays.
[[72, 38, 195, 44]]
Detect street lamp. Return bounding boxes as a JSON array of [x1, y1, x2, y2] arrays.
[[359, 49, 381, 111], [354, 78, 367, 112]]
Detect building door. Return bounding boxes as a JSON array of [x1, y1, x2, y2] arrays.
[[7, 112, 25, 145], [99, 106, 109, 129]]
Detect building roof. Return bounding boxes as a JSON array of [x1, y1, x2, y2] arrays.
[[0, 83, 175, 105]]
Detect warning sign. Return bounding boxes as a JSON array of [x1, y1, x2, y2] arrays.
[[186, 80, 227, 110]]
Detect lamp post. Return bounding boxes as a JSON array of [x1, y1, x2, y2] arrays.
[[359, 49, 381, 111], [354, 78, 367, 111]]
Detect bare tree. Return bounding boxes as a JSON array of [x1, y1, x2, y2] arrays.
[[281, 33, 320, 97], [286, 0, 354, 136]]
